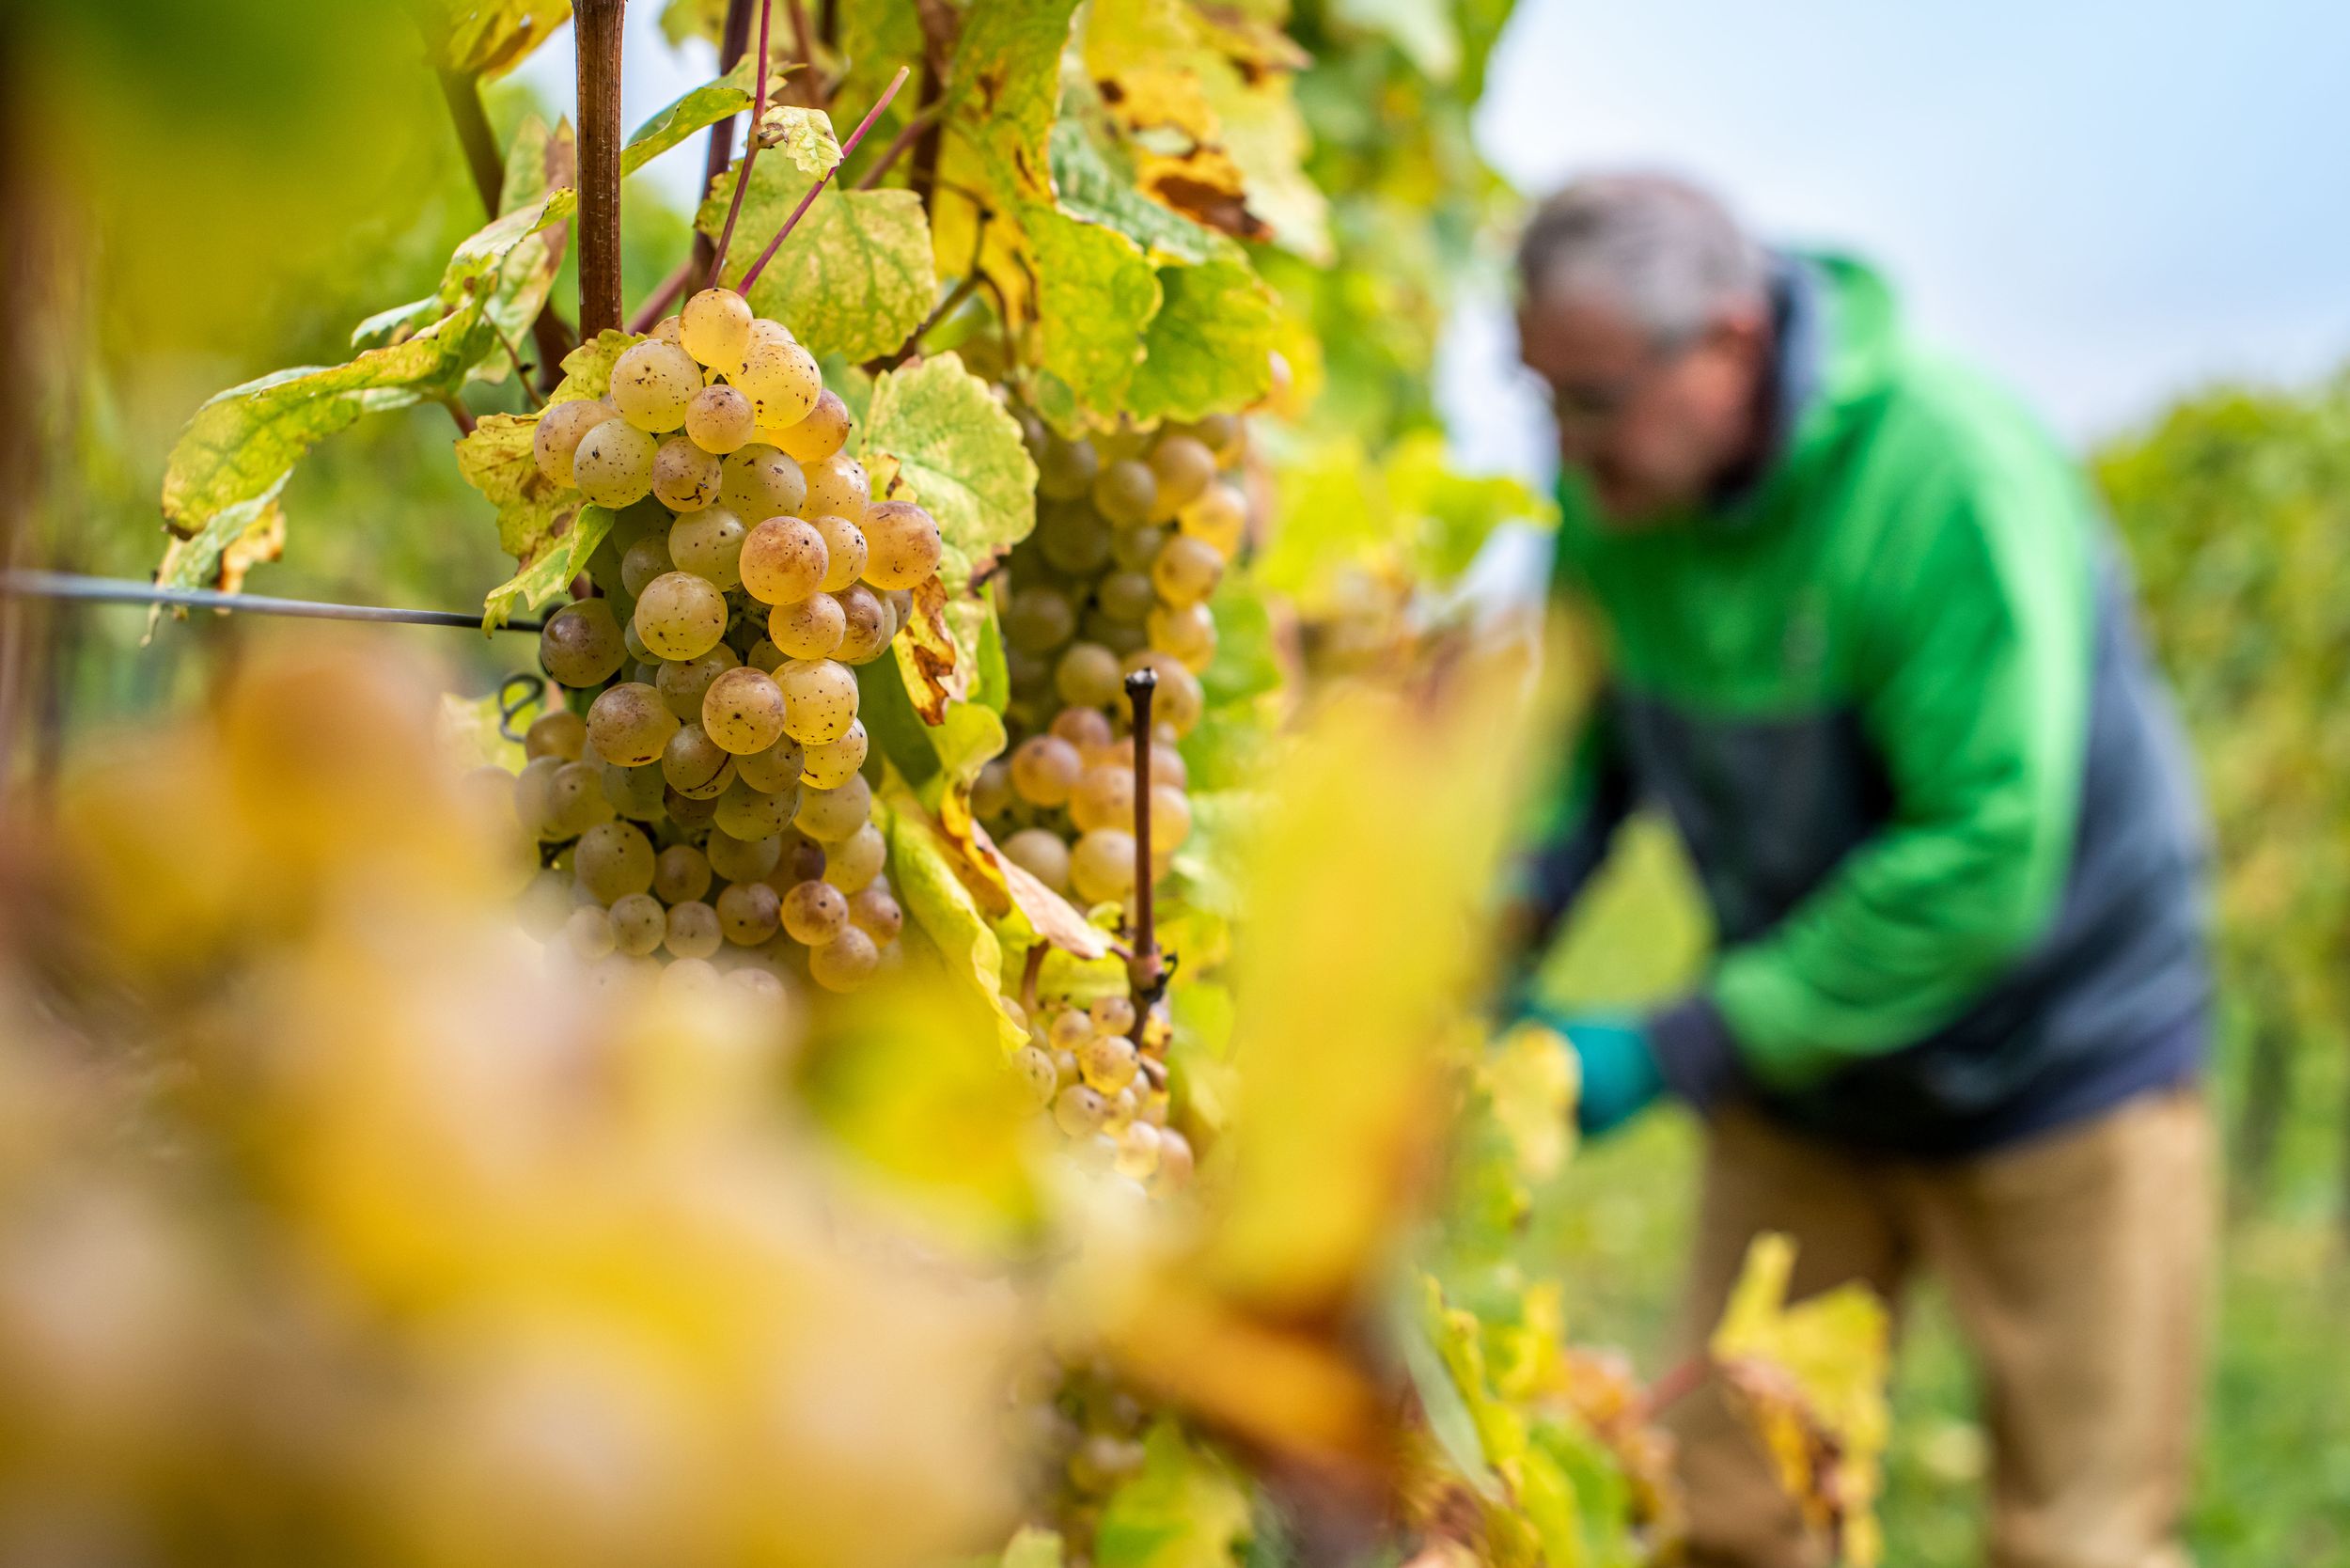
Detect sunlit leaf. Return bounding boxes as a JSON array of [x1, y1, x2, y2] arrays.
[[481, 506, 614, 631], [866, 353, 1040, 567], [1094, 1419, 1253, 1568], [417, 0, 572, 79], [696, 155, 934, 363]]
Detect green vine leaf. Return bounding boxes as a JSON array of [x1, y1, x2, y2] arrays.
[[481, 505, 616, 631], [621, 54, 795, 178], [760, 104, 840, 177], [1092, 1419, 1252, 1568], [694, 157, 934, 364], [865, 353, 1040, 567], [1124, 257, 1276, 423], [417, 0, 572, 79]]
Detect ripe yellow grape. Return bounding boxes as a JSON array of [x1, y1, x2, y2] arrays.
[[1151, 783, 1192, 849], [1121, 651, 1202, 737], [1182, 412, 1242, 461], [1089, 995, 1136, 1036], [767, 589, 846, 659], [1038, 434, 1099, 501], [546, 759, 613, 838], [655, 643, 739, 721], [798, 720, 868, 790], [807, 925, 880, 991], [718, 443, 807, 521], [1047, 1009, 1092, 1051], [1091, 459, 1156, 527], [633, 571, 728, 660], [532, 397, 609, 487], [861, 500, 943, 589], [608, 891, 666, 955], [665, 785, 719, 830], [773, 387, 853, 463], [564, 904, 617, 960], [781, 878, 849, 945], [650, 314, 685, 349], [808, 515, 868, 590], [1053, 642, 1124, 710], [1069, 764, 1136, 834], [1147, 434, 1216, 516], [1147, 601, 1216, 670], [610, 339, 701, 431], [733, 733, 806, 793], [777, 657, 859, 745], [524, 708, 582, 760], [1077, 1033, 1138, 1094], [713, 776, 798, 839], [800, 451, 871, 522], [664, 899, 723, 959], [822, 820, 885, 893], [1070, 828, 1137, 905], [1095, 570, 1154, 623], [847, 883, 902, 941], [1004, 586, 1075, 653], [793, 772, 872, 841], [603, 760, 666, 820], [832, 586, 895, 664], [1178, 481, 1246, 558], [573, 820, 655, 902], [539, 598, 627, 688], [1049, 705, 1115, 753], [619, 531, 674, 595], [705, 827, 782, 885], [1149, 740, 1186, 789], [1151, 533, 1224, 607], [702, 666, 790, 754], [1053, 1084, 1108, 1137], [585, 682, 679, 766], [736, 330, 822, 430], [661, 723, 736, 796], [716, 879, 783, 945], [1010, 734, 1083, 807], [667, 506, 748, 589], [649, 434, 720, 511], [680, 287, 754, 374], [739, 515, 829, 605], [572, 417, 658, 506], [652, 842, 713, 904]]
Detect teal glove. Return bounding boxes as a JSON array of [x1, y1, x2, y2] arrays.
[[1519, 1007, 1665, 1137]]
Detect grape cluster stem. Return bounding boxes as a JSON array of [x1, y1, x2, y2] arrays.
[[737, 66, 911, 294]]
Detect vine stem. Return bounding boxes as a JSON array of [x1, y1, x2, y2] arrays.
[[572, 0, 628, 337], [738, 66, 910, 293], [1124, 667, 1163, 1043], [628, 257, 697, 332], [690, 0, 756, 282], [706, 0, 775, 289]]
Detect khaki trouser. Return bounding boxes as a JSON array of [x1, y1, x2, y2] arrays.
[[1663, 1087, 2212, 1568]]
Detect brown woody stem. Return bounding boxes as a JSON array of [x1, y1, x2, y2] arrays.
[[1124, 667, 1162, 1042], [737, 66, 909, 293], [572, 0, 628, 337], [437, 69, 506, 212]]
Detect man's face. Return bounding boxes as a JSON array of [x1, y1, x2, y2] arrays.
[[1516, 290, 1768, 528]]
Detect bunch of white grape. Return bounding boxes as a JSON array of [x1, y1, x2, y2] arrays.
[[1002, 994, 1192, 1193], [971, 412, 1249, 910], [498, 289, 941, 994]]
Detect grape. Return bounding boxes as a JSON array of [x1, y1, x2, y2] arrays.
[[781, 879, 849, 945], [682, 383, 755, 455], [1089, 995, 1136, 1037], [1121, 651, 1202, 737], [1149, 742, 1186, 790], [656, 643, 740, 721], [705, 828, 781, 885], [532, 398, 609, 487], [586, 682, 679, 766], [512, 755, 562, 837], [733, 733, 807, 793], [650, 314, 686, 349], [623, 620, 653, 665], [1147, 434, 1216, 516], [573, 820, 655, 902], [1048, 1009, 1092, 1050], [611, 339, 700, 431], [653, 842, 713, 904], [681, 287, 754, 373], [739, 516, 828, 604], [885, 588, 915, 625], [646, 436, 717, 511], [1053, 1084, 1109, 1137], [603, 760, 666, 819], [572, 418, 658, 506], [565, 904, 618, 960], [745, 638, 786, 674], [777, 657, 859, 745], [793, 773, 871, 841], [1147, 601, 1216, 669], [1083, 612, 1149, 660], [808, 515, 868, 590], [860, 500, 943, 588], [807, 925, 880, 991], [780, 829, 827, 884], [1010, 734, 1082, 807], [1155, 1128, 1195, 1187], [832, 586, 895, 664], [1178, 481, 1246, 558], [718, 444, 807, 521], [1151, 783, 1192, 849], [702, 666, 790, 754], [634, 571, 728, 660], [1095, 570, 1155, 622], [620, 532, 674, 596], [1004, 586, 1076, 654], [608, 892, 667, 955], [525, 707, 587, 760], [1049, 705, 1114, 754], [1038, 434, 1099, 500], [1070, 764, 1136, 834], [1001, 827, 1071, 892], [662, 723, 737, 797], [547, 760, 613, 838], [717, 880, 783, 946], [1077, 1033, 1138, 1094], [1037, 501, 1113, 574], [972, 760, 1015, 820], [1183, 412, 1241, 460], [767, 592, 846, 660], [801, 452, 871, 521], [1091, 459, 1156, 526], [737, 332, 822, 430], [538, 599, 626, 689], [821, 820, 885, 892], [847, 885, 902, 941], [667, 506, 747, 589], [773, 387, 852, 463], [1012, 1044, 1058, 1105], [728, 967, 789, 1008], [665, 899, 723, 959], [713, 776, 798, 839], [658, 955, 721, 996], [665, 786, 719, 829], [799, 720, 868, 790], [1151, 533, 1224, 606], [1114, 1122, 1162, 1181], [1070, 828, 1136, 905]]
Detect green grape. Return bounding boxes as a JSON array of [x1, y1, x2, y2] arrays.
[[701, 666, 790, 754], [611, 339, 700, 431], [511, 755, 562, 839], [656, 643, 740, 721], [1010, 734, 1082, 807], [1038, 434, 1099, 500], [572, 418, 659, 506], [1053, 1084, 1109, 1137], [665, 786, 720, 830], [800, 451, 871, 521], [717, 880, 783, 946], [1054, 641, 1124, 710], [847, 884, 902, 941], [573, 820, 655, 902], [1012, 1044, 1058, 1106], [718, 443, 807, 521], [793, 772, 871, 841], [667, 506, 747, 589], [808, 514, 867, 590], [546, 760, 614, 839], [620, 532, 674, 596], [713, 776, 799, 839], [781, 878, 849, 945], [682, 383, 755, 454], [1089, 995, 1136, 1037], [664, 899, 723, 959], [633, 571, 728, 660], [653, 842, 712, 904], [767, 592, 845, 660], [525, 707, 586, 760], [704, 829, 780, 886], [999, 586, 1072, 655], [532, 398, 609, 487], [662, 723, 737, 797], [607, 892, 666, 955], [773, 387, 852, 463], [539, 599, 627, 689], [972, 759, 1015, 821], [650, 435, 721, 510], [861, 500, 942, 589], [733, 733, 807, 793], [777, 657, 859, 745], [1037, 501, 1113, 574], [832, 587, 895, 664], [821, 819, 885, 893], [1122, 651, 1203, 737], [1147, 434, 1216, 517], [602, 760, 666, 820], [1095, 569, 1155, 622], [738, 515, 828, 605], [681, 287, 754, 374], [1077, 1033, 1138, 1094], [1151, 533, 1224, 607], [565, 903, 618, 960], [737, 331, 822, 430], [807, 925, 880, 991], [1002, 825, 1072, 893], [1082, 611, 1149, 659], [1091, 459, 1157, 526], [1069, 763, 1136, 834], [1151, 783, 1192, 849], [1147, 601, 1216, 669], [1108, 525, 1166, 575], [745, 638, 786, 673], [1070, 828, 1136, 905], [622, 619, 653, 664], [586, 682, 679, 766], [1177, 481, 1246, 558], [799, 720, 868, 790], [1005, 649, 1052, 698], [1183, 412, 1242, 461]]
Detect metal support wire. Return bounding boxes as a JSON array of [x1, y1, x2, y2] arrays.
[[0, 571, 547, 634]]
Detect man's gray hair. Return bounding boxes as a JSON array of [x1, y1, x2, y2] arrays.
[[1515, 174, 1768, 344]]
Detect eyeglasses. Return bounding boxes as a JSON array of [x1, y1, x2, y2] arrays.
[[1536, 337, 1697, 430]]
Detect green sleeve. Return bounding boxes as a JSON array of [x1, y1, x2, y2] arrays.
[[1710, 463, 2093, 1088]]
